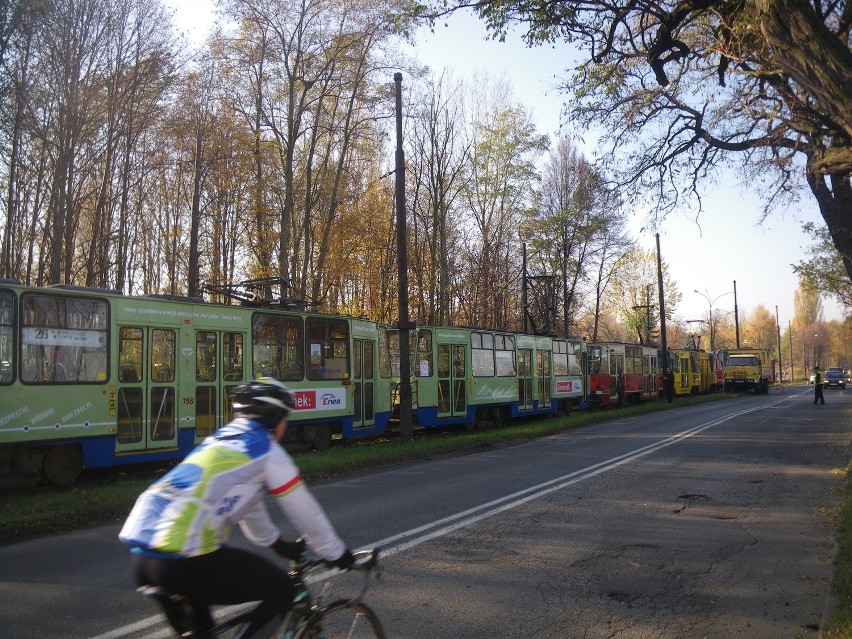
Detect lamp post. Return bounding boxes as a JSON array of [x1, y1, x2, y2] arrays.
[[694, 289, 733, 352], [789, 322, 794, 383]]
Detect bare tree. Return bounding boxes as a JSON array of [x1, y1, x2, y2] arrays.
[[461, 73, 547, 329], [525, 137, 621, 337], [407, 71, 469, 326]]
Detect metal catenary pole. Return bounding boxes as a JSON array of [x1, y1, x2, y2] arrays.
[[394, 73, 413, 443]]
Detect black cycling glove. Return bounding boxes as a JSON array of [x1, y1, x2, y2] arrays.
[[326, 549, 355, 570], [271, 537, 305, 561]]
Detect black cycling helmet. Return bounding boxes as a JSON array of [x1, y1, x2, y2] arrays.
[[231, 377, 295, 428]]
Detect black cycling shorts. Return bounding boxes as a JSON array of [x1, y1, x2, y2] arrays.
[[132, 546, 295, 608]]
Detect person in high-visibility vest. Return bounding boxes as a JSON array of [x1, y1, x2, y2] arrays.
[[813, 367, 825, 405]]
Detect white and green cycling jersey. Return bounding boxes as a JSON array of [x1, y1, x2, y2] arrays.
[[119, 418, 345, 561]]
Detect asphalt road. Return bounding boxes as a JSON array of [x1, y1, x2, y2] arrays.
[[1, 385, 849, 639]]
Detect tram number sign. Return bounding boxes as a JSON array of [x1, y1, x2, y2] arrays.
[[22, 327, 104, 348]]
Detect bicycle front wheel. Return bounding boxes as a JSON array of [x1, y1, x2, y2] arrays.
[[314, 601, 386, 639]]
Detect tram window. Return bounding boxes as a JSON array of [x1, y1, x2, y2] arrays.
[[472, 332, 495, 377], [540, 350, 552, 375], [150, 387, 175, 440], [495, 335, 516, 377], [569, 343, 582, 376], [552, 340, 568, 376], [119, 328, 143, 382], [223, 385, 239, 423], [625, 346, 641, 374], [588, 346, 603, 375], [223, 333, 244, 381], [195, 386, 216, 437], [384, 329, 399, 377], [0, 290, 14, 384], [363, 341, 374, 379], [453, 345, 465, 377], [437, 344, 450, 378], [518, 349, 532, 377], [378, 326, 391, 377], [196, 331, 217, 382], [353, 340, 362, 378], [20, 293, 108, 383], [151, 329, 175, 382], [416, 329, 432, 377], [306, 317, 349, 380], [116, 388, 143, 443], [252, 313, 302, 381]]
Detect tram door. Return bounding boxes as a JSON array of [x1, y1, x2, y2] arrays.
[[678, 353, 690, 394], [536, 349, 552, 410], [643, 355, 652, 395], [194, 330, 246, 439], [352, 338, 376, 428], [518, 348, 534, 411], [437, 343, 466, 418], [609, 350, 624, 400], [114, 326, 179, 454]]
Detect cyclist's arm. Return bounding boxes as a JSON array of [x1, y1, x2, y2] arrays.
[[265, 445, 346, 562], [238, 500, 280, 547]]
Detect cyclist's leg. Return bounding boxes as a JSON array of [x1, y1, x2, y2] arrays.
[[134, 548, 292, 637], [178, 548, 294, 639], [133, 555, 215, 636]]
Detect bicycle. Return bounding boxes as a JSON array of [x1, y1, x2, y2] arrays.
[[138, 547, 386, 639]]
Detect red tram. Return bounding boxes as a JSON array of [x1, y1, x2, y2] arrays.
[[587, 342, 660, 407]]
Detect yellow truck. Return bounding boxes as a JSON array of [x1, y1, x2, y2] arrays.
[[723, 348, 775, 394]]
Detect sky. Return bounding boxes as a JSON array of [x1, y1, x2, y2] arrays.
[[168, 1, 846, 328]]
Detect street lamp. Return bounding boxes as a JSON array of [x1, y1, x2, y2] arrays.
[[694, 289, 733, 352]]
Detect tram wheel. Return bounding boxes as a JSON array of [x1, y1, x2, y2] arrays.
[[308, 424, 333, 451], [42, 445, 83, 485]]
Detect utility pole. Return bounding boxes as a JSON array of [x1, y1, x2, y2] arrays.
[[733, 280, 740, 348], [655, 233, 668, 369], [775, 305, 782, 383], [522, 243, 528, 334], [394, 73, 413, 443], [788, 320, 794, 383]]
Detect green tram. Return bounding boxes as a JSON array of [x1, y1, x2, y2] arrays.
[[399, 326, 586, 429], [0, 281, 393, 483]]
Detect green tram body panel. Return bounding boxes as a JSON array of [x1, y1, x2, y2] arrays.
[[0, 282, 391, 480], [404, 327, 586, 429]]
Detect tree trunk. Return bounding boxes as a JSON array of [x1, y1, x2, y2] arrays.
[[806, 170, 852, 282]]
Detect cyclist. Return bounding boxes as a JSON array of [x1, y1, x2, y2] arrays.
[[119, 377, 354, 638]]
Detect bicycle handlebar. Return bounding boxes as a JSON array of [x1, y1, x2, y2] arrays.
[[295, 547, 380, 574], [292, 546, 380, 609]]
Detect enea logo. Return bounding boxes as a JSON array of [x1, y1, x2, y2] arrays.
[[556, 381, 579, 393], [293, 391, 316, 410], [320, 393, 342, 407]]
